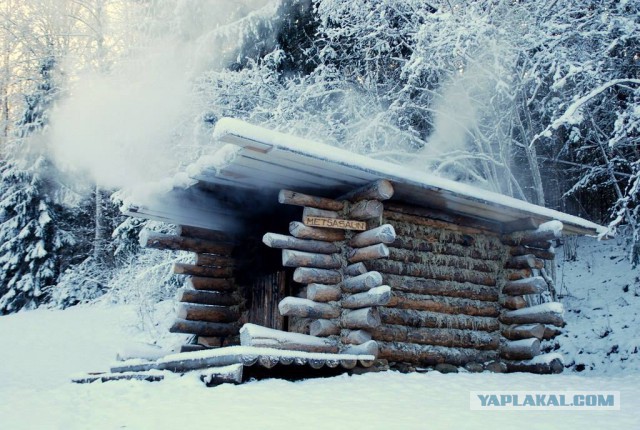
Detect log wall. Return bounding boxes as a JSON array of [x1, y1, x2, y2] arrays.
[[266, 182, 566, 374]]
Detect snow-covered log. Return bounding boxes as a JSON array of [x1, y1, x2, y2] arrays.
[[240, 323, 338, 353], [306, 284, 342, 302], [348, 200, 383, 220], [341, 286, 391, 309], [178, 289, 239, 307], [372, 325, 500, 350], [387, 292, 501, 317], [289, 221, 345, 241], [502, 221, 563, 246], [309, 319, 340, 337], [499, 302, 564, 326], [262, 233, 339, 254], [194, 254, 236, 267], [505, 255, 545, 270], [501, 324, 546, 340], [173, 263, 233, 278], [340, 340, 379, 357], [278, 189, 344, 211], [140, 231, 234, 255], [340, 179, 394, 202], [341, 307, 381, 330], [500, 338, 540, 360], [366, 259, 497, 287], [293, 267, 342, 284], [341, 271, 383, 293], [502, 276, 547, 296], [379, 308, 500, 332], [347, 243, 389, 263], [177, 303, 240, 323], [199, 364, 244, 386], [169, 319, 240, 337], [505, 353, 564, 374], [278, 297, 341, 319], [282, 249, 342, 269], [383, 274, 499, 302], [378, 342, 497, 365], [509, 245, 555, 260], [186, 277, 235, 291], [349, 224, 396, 248]]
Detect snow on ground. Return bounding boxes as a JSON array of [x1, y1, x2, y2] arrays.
[[1, 237, 639, 429], [557, 236, 640, 374]]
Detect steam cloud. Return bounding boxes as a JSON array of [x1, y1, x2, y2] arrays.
[[48, 0, 278, 192]]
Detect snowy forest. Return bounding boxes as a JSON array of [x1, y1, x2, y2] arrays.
[[0, 0, 638, 316]]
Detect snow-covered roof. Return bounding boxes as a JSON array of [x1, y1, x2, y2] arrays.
[[179, 118, 603, 236], [127, 118, 605, 236]]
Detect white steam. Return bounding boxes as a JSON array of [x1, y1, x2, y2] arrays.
[[48, 0, 279, 191]]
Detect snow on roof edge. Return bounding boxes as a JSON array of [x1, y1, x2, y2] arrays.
[[213, 118, 607, 236]]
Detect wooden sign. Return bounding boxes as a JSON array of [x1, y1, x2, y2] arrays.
[[303, 216, 366, 231]]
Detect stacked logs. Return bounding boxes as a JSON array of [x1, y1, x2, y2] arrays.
[[140, 225, 242, 347], [498, 221, 565, 374], [360, 203, 505, 366], [262, 180, 396, 357]]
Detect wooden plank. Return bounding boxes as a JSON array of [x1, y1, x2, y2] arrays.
[[303, 216, 366, 231]]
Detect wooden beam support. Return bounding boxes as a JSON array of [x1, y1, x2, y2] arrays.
[[348, 243, 390, 263], [186, 277, 235, 291], [349, 224, 396, 248], [282, 249, 342, 270], [279, 190, 344, 211], [307, 284, 342, 302], [289, 221, 345, 241], [177, 289, 239, 307], [309, 319, 340, 337], [500, 338, 541, 360], [348, 200, 384, 220], [262, 233, 339, 254], [502, 324, 546, 341], [340, 179, 394, 202], [341, 286, 391, 309], [169, 319, 240, 337], [177, 303, 240, 323], [278, 297, 341, 319], [341, 271, 383, 293], [140, 231, 234, 255], [173, 263, 233, 278], [503, 277, 547, 296], [293, 267, 342, 285], [195, 254, 236, 267], [505, 255, 545, 270], [341, 307, 381, 330]]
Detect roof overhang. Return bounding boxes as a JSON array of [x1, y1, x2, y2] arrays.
[[127, 118, 606, 237]]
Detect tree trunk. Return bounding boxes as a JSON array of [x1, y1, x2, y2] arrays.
[[500, 338, 541, 360], [387, 292, 501, 317], [377, 341, 497, 365], [350, 224, 396, 248], [348, 243, 389, 263], [307, 284, 342, 302], [341, 271, 383, 293], [382, 274, 499, 302], [278, 297, 341, 319], [341, 286, 391, 309], [309, 319, 340, 337], [341, 307, 381, 330], [502, 276, 547, 295], [293, 267, 342, 284], [501, 324, 546, 340], [282, 249, 342, 269], [366, 259, 497, 287], [379, 307, 500, 332], [372, 325, 500, 350]]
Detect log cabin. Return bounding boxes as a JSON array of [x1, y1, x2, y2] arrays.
[[124, 118, 606, 377]]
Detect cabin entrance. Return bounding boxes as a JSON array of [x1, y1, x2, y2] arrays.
[[236, 202, 300, 332]]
